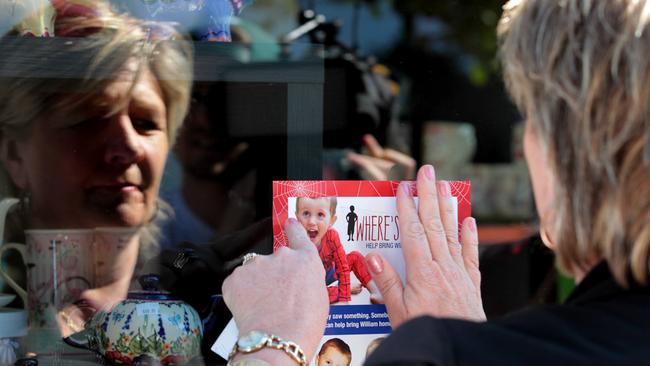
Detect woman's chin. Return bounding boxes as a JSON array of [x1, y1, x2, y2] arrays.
[[109, 204, 150, 228], [78, 204, 150, 229]]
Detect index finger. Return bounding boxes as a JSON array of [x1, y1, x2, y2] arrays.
[[363, 134, 385, 158], [284, 218, 318, 253], [396, 181, 434, 277], [347, 152, 391, 180]]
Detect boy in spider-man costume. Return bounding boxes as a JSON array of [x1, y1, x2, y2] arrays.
[[295, 197, 382, 304]]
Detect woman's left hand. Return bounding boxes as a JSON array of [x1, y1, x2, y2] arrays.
[[365, 165, 486, 327], [222, 219, 329, 363]]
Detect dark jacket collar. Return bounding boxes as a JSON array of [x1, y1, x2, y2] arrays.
[[565, 261, 650, 305]]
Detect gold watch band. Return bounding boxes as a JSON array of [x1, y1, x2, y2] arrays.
[[228, 333, 307, 366]]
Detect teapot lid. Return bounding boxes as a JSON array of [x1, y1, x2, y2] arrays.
[[127, 274, 179, 301]]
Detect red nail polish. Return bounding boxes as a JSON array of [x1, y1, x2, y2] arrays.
[[425, 165, 434, 180], [368, 255, 383, 274], [468, 217, 477, 232], [401, 183, 411, 195], [437, 181, 451, 197]]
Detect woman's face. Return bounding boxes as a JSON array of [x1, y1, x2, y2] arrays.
[[523, 120, 555, 246], [8, 65, 169, 229]]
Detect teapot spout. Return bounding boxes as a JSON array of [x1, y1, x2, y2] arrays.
[[63, 328, 95, 351]]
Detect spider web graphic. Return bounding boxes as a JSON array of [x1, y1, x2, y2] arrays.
[[450, 181, 471, 207], [273, 181, 328, 248], [451, 181, 472, 236]]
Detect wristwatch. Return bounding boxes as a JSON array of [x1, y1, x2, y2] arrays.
[[227, 330, 307, 366]]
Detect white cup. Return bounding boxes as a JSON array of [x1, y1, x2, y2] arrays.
[[93, 227, 139, 288], [0, 229, 95, 329]]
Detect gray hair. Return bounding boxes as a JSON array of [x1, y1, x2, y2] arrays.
[[499, 0, 650, 285]]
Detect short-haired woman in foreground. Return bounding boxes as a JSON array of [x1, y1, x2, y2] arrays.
[[222, 0, 650, 365]]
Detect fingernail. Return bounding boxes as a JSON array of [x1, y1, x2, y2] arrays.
[[367, 255, 384, 274], [287, 218, 298, 225], [401, 182, 411, 196], [425, 165, 434, 180], [468, 217, 477, 232], [437, 181, 451, 197]]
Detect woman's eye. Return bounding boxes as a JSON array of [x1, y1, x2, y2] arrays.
[[133, 118, 159, 131], [67, 117, 105, 129]]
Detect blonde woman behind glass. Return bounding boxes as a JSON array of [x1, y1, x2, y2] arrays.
[[0, 0, 192, 335]]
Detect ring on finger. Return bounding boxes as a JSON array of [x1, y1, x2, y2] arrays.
[[242, 252, 258, 266]]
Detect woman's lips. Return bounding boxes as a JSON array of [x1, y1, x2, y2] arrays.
[[119, 185, 139, 193]]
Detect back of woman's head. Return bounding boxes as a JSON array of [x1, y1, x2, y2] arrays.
[[498, 0, 650, 285], [0, 0, 193, 196]]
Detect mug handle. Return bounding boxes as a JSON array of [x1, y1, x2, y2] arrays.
[[0, 243, 28, 306], [0, 198, 19, 243]]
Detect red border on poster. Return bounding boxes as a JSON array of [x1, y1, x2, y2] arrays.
[[272, 180, 471, 250]]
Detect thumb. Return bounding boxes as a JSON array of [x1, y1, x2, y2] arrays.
[[365, 252, 406, 326], [284, 218, 317, 253]]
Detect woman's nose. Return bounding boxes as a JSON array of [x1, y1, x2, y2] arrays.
[[104, 114, 145, 166]]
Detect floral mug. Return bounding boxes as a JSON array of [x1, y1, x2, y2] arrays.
[[0, 228, 95, 329]]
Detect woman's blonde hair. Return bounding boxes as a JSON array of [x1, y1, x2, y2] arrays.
[[498, 0, 650, 285], [0, 2, 193, 248], [0, 2, 192, 142]]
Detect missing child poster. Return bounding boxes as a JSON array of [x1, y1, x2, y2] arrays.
[[272, 180, 471, 366]]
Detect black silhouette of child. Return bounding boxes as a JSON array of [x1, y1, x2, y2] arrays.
[[346, 205, 358, 241]]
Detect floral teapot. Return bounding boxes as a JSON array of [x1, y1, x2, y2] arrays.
[[65, 274, 203, 365]]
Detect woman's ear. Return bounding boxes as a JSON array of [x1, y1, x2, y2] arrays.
[[0, 136, 29, 190], [540, 227, 556, 250]]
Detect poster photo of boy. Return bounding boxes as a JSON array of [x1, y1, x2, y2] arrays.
[[293, 196, 383, 304], [312, 335, 386, 366], [315, 338, 352, 366]]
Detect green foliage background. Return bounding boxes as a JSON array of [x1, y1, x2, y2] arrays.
[[335, 0, 506, 85]]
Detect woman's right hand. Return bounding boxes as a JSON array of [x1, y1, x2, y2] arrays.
[[222, 218, 329, 363], [365, 165, 485, 327]]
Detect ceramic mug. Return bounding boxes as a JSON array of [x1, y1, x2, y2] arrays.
[[93, 227, 139, 289], [0, 229, 95, 329]]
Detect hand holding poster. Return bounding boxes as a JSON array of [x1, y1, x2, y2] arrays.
[[272, 180, 471, 366], [214, 180, 471, 365]]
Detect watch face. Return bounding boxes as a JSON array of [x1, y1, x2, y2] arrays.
[[238, 330, 267, 351]]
